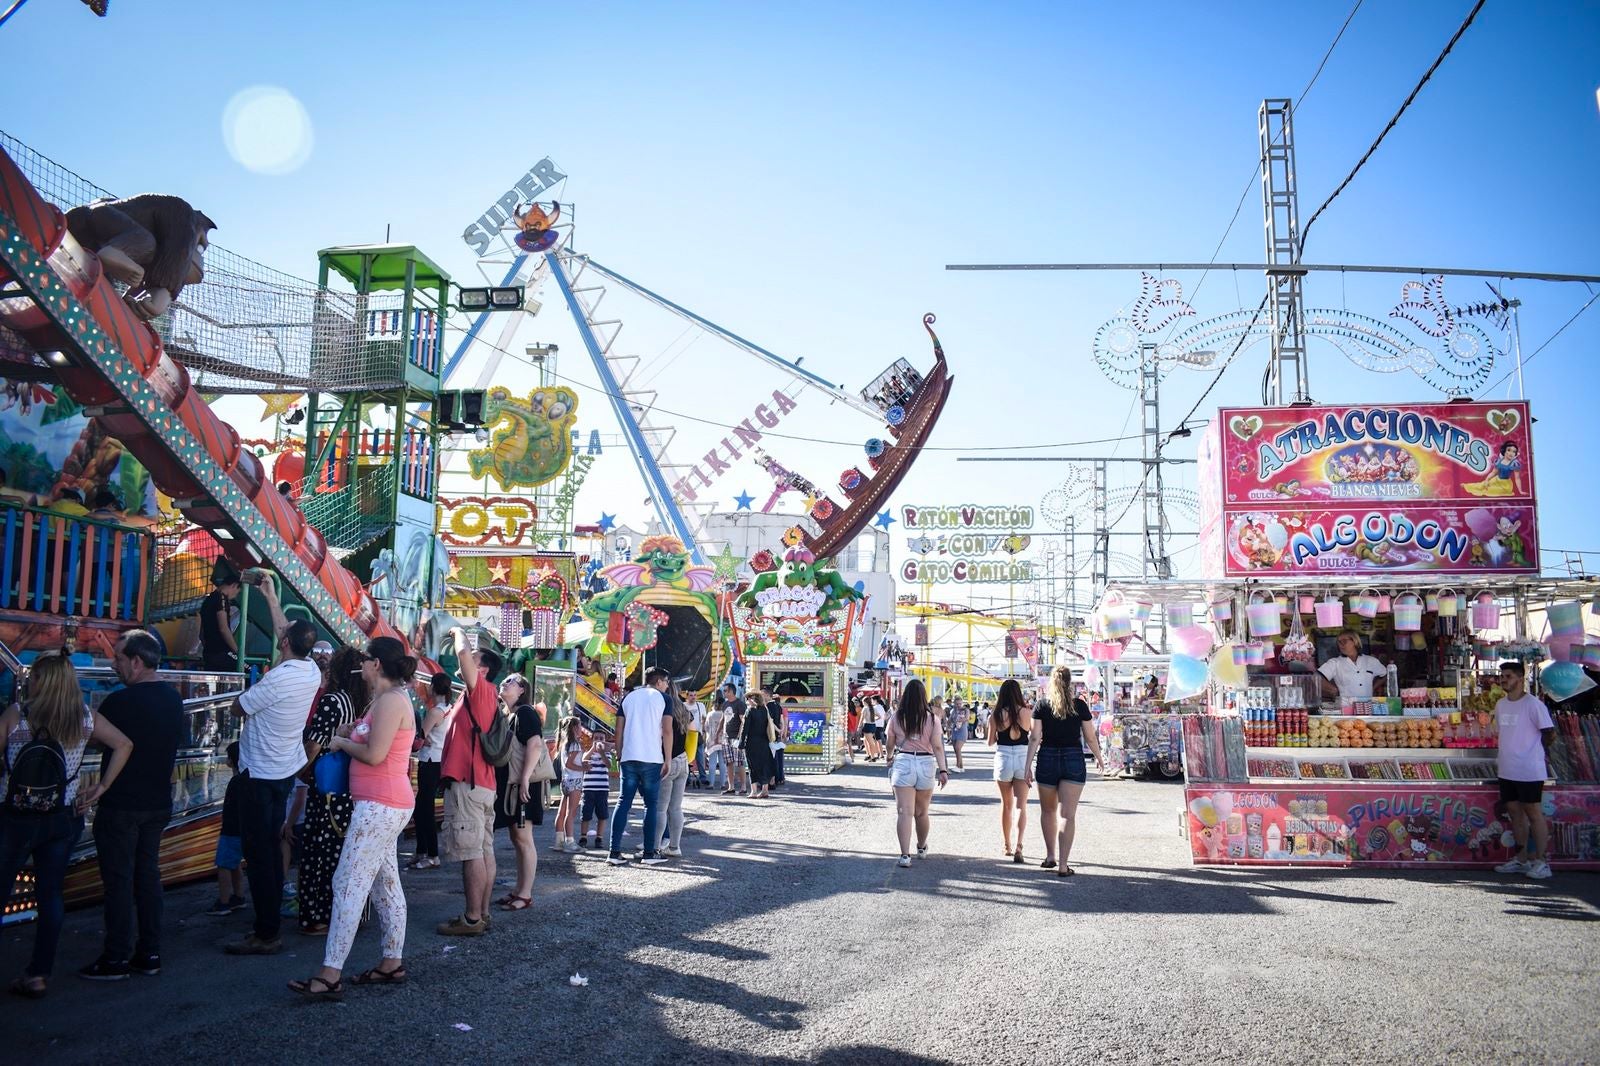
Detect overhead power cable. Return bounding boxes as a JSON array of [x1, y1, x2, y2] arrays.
[[1298, 0, 1488, 255]]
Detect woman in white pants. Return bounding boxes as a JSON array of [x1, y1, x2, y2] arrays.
[[290, 637, 416, 999], [990, 679, 1034, 863], [657, 687, 693, 856], [885, 680, 949, 867]]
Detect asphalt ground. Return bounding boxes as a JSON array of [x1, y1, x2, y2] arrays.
[[4, 746, 1598, 1065]]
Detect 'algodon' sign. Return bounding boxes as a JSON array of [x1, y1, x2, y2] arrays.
[[901, 504, 1034, 530]]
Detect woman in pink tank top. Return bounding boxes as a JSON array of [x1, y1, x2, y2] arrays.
[[289, 637, 416, 999]]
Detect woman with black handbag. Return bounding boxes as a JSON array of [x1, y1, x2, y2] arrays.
[[493, 678, 547, 912], [297, 645, 367, 936]]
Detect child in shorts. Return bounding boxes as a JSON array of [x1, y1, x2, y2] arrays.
[[206, 742, 247, 916], [577, 737, 613, 849]]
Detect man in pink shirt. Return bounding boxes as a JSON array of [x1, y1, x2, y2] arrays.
[[1492, 662, 1556, 880], [436, 628, 504, 936]]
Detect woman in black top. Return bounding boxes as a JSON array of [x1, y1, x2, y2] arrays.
[[493, 677, 542, 911], [742, 688, 774, 798], [298, 645, 367, 934], [1029, 666, 1103, 876], [990, 679, 1033, 862]]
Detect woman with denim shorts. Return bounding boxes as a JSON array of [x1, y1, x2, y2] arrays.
[[1028, 666, 1103, 876], [884, 680, 948, 868], [990, 679, 1034, 863]]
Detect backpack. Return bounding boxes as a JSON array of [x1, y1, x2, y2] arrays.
[[469, 689, 516, 768], [4, 727, 71, 816]]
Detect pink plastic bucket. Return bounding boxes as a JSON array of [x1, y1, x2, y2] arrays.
[[1315, 596, 1344, 628], [1469, 594, 1498, 631]]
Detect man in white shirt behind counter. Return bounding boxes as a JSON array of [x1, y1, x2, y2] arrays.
[[1318, 631, 1388, 703]]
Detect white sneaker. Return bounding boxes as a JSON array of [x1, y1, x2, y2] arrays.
[[661, 846, 682, 858], [1494, 857, 1530, 874], [896, 855, 912, 868], [1526, 860, 1553, 880], [916, 846, 929, 859]]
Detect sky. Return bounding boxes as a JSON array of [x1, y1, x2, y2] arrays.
[[5, 0, 1600, 650]]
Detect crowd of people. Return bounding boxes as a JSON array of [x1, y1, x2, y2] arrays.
[[0, 595, 1203, 1002]]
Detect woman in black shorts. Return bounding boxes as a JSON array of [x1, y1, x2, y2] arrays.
[[1029, 665, 1103, 876], [494, 678, 543, 910]]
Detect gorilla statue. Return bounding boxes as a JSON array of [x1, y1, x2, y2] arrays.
[[65, 194, 217, 319]]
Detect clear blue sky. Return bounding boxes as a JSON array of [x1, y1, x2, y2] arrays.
[[5, 0, 1599, 611]]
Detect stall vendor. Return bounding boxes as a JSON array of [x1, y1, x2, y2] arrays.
[[1318, 631, 1387, 702]]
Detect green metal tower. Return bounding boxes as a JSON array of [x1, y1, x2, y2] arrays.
[[301, 244, 451, 644]]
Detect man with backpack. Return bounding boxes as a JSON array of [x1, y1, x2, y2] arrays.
[[224, 582, 318, 956], [79, 630, 184, 982], [437, 626, 507, 937]]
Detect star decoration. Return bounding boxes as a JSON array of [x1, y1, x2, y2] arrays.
[[708, 543, 743, 583], [488, 560, 511, 583], [261, 393, 304, 419], [597, 513, 616, 533], [733, 490, 754, 510], [447, 557, 462, 579], [874, 509, 896, 530]]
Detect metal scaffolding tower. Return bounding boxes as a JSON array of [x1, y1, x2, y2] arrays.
[[1259, 98, 1311, 405]]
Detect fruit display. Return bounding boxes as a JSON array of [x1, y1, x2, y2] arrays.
[[1306, 716, 1444, 748]]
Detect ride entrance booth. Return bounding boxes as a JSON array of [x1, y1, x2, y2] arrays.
[[728, 548, 866, 774], [1167, 400, 1600, 870]]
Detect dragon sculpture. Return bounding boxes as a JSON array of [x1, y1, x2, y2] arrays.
[[466, 385, 579, 490], [584, 535, 718, 618], [737, 542, 862, 626]]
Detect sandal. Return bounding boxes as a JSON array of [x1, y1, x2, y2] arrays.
[[1012, 850, 1024, 864], [406, 858, 436, 871], [493, 893, 518, 906], [8, 977, 46, 999], [1058, 865, 1076, 877], [350, 964, 408, 986], [498, 895, 532, 912], [288, 975, 345, 1000], [1041, 859, 1057, 870]]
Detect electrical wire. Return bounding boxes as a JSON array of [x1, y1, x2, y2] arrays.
[[1475, 288, 1600, 398], [0, 0, 32, 30], [1298, 0, 1487, 256], [1161, 0, 1365, 322]]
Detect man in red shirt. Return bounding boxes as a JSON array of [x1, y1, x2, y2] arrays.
[[436, 628, 503, 937]]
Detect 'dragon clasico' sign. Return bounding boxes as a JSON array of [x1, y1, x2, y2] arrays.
[[1198, 401, 1537, 576]]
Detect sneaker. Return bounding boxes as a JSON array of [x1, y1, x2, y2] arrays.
[[640, 852, 669, 866], [281, 882, 297, 899], [279, 898, 299, 919], [661, 846, 682, 858], [226, 894, 247, 911], [607, 851, 628, 866], [223, 935, 283, 956], [1526, 860, 1553, 880], [204, 899, 236, 917], [916, 846, 928, 859], [129, 954, 160, 976], [435, 915, 487, 937], [1494, 857, 1530, 874], [576, 838, 589, 849], [78, 958, 131, 982], [897, 855, 912, 868]]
